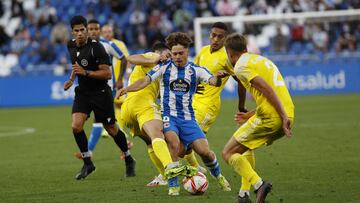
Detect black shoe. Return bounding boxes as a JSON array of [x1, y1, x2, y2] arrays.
[[75, 163, 96, 180], [125, 159, 136, 177], [235, 194, 252, 203], [254, 181, 272, 203]]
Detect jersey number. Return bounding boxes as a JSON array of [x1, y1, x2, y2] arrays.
[[265, 61, 285, 86]]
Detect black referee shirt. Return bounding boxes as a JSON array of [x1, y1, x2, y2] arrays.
[[67, 38, 111, 91]]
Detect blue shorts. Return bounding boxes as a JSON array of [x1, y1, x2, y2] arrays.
[[163, 115, 206, 150]]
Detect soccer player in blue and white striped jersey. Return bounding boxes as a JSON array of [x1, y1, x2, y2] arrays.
[[117, 32, 232, 192]]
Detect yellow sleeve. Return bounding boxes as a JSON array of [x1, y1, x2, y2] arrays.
[[236, 64, 258, 86]]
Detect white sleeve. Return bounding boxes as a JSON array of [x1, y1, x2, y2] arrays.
[[107, 41, 124, 59], [196, 67, 213, 84], [146, 64, 164, 81]]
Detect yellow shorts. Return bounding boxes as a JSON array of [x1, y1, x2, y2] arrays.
[[193, 101, 220, 134], [120, 97, 161, 136], [233, 115, 294, 150]]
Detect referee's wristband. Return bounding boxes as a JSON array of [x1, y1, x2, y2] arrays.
[[69, 79, 74, 82]]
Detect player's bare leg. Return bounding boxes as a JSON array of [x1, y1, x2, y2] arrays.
[[191, 138, 231, 191], [222, 137, 271, 203], [72, 113, 96, 180]]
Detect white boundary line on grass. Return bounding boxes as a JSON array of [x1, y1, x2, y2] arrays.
[[0, 126, 36, 137]]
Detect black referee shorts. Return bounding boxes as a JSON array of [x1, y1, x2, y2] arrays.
[[72, 86, 116, 125]]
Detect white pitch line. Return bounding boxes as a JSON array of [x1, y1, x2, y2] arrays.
[[0, 127, 36, 137]]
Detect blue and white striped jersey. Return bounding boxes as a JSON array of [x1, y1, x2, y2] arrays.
[[147, 60, 214, 120], [99, 37, 124, 90]]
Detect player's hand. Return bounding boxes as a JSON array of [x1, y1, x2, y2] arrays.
[[215, 70, 229, 78], [116, 88, 127, 99], [63, 80, 73, 91], [282, 117, 292, 138], [234, 112, 251, 125], [195, 84, 205, 94], [72, 62, 85, 76]]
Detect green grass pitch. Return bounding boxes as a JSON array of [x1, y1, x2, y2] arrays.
[[0, 94, 359, 203]]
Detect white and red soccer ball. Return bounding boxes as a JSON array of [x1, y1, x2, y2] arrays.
[[182, 172, 209, 195]]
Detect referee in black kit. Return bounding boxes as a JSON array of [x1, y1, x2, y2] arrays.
[[63, 16, 135, 180]]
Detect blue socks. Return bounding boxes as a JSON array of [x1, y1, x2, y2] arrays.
[[205, 158, 221, 177], [168, 176, 179, 187], [88, 123, 103, 151]]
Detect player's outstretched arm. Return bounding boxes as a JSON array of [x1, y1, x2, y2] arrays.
[[127, 54, 159, 66], [116, 76, 151, 98], [208, 70, 229, 87], [250, 76, 292, 137]]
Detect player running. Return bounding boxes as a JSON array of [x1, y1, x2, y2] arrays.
[[222, 33, 294, 203]]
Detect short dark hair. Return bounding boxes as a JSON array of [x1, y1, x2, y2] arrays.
[[166, 32, 192, 49], [70, 15, 87, 29], [212, 22, 228, 32], [224, 33, 247, 52], [88, 19, 100, 25], [152, 41, 169, 52]]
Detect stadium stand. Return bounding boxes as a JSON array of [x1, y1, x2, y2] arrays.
[[0, 0, 359, 76]]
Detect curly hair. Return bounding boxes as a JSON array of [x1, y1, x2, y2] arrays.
[[165, 32, 193, 49]]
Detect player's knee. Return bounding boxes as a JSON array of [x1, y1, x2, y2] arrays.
[[72, 123, 83, 133], [104, 125, 117, 136], [198, 148, 213, 160]]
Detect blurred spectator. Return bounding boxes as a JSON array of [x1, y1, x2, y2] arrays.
[[173, 8, 193, 31], [11, 0, 25, 18], [196, 0, 216, 17], [290, 20, 305, 44], [311, 24, 328, 52], [32, 0, 57, 28], [336, 31, 357, 52], [110, 0, 130, 14], [249, 0, 268, 15], [216, 0, 237, 16], [50, 22, 70, 45], [38, 39, 55, 64], [272, 26, 288, 53], [0, 26, 10, 46], [10, 28, 30, 55]]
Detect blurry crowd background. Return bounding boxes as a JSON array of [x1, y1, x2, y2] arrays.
[[0, 0, 359, 76]]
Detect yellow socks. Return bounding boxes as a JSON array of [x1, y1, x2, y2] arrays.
[[229, 153, 261, 186], [184, 151, 200, 167], [147, 147, 165, 176], [240, 150, 255, 191], [152, 138, 173, 168]]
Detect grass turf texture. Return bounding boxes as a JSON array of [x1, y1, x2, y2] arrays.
[[0, 94, 359, 203]]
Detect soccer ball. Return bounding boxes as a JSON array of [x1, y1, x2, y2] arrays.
[[182, 172, 209, 195]]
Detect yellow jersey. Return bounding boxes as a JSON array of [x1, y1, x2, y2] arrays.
[[126, 52, 159, 100], [111, 39, 129, 81], [193, 45, 234, 106], [234, 53, 294, 118]]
